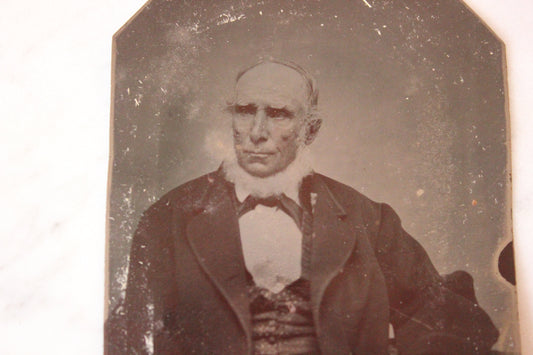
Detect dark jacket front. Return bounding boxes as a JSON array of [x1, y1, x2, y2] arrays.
[[113, 170, 498, 354]]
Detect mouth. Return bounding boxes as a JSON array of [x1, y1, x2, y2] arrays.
[[244, 150, 275, 158]]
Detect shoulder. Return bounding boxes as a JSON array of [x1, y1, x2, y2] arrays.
[[313, 173, 406, 237], [143, 170, 222, 218], [314, 173, 383, 216]]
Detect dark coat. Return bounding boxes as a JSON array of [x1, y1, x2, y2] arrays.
[[112, 170, 498, 354]]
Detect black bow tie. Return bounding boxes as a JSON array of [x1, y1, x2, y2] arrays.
[[237, 194, 303, 229]]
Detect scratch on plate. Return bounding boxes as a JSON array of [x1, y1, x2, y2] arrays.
[[362, 0, 372, 8]]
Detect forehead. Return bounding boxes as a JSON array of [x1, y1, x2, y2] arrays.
[[235, 63, 309, 109]]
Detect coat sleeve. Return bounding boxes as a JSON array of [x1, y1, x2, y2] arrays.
[[106, 199, 178, 355], [373, 203, 499, 355]]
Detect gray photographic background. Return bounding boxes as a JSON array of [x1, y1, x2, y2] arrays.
[[108, 0, 518, 351]]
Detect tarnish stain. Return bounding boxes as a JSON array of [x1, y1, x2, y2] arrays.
[[217, 12, 246, 26], [187, 22, 200, 33], [145, 303, 155, 354], [144, 331, 154, 355], [116, 263, 129, 294]]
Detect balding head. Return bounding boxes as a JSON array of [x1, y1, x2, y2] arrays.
[[235, 60, 319, 113], [228, 60, 322, 177]]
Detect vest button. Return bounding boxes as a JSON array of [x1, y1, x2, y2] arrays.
[[278, 304, 290, 313]]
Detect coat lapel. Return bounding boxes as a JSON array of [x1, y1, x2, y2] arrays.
[[309, 175, 360, 325], [185, 174, 252, 342]]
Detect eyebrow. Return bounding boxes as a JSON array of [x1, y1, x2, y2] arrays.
[[229, 103, 295, 119], [264, 106, 294, 118], [232, 103, 257, 114]]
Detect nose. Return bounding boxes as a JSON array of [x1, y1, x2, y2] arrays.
[[249, 109, 268, 144]]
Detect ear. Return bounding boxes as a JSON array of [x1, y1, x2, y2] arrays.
[[304, 118, 322, 145]]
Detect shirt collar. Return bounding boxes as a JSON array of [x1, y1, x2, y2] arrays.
[[234, 177, 301, 204], [223, 149, 313, 206]]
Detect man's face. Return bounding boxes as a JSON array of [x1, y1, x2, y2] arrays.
[[232, 63, 310, 178]]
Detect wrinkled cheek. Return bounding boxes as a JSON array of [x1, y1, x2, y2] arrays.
[[278, 126, 302, 142], [233, 131, 242, 145], [279, 130, 301, 150], [232, 132, 247, 159], [232, 123, 250, 144], [232, 128, 244, 145], [280, 133, 292, 142]]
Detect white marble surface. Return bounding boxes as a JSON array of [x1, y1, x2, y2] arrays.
[[0, 0, 531, 354]]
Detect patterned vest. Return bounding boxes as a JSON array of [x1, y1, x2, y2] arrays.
[[247, 277, 320, 355]]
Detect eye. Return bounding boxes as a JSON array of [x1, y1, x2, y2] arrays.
[[233, 104, 257, 115], [265, 107, 294, 119]]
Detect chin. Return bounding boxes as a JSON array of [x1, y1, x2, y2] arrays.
[[240, 163, 279, 178]]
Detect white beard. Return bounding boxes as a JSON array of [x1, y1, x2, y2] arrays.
[[222, 147, 313, 201]]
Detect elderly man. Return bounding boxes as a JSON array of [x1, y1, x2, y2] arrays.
[[119, 60, 498, 354]]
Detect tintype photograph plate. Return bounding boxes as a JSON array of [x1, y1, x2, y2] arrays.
[[105, 1, 519, 354]]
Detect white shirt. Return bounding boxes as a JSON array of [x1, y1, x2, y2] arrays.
[[235, 183, 303, 293]]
